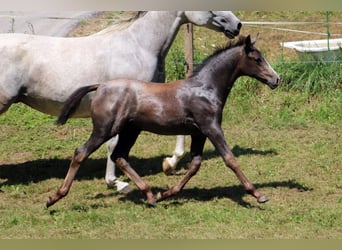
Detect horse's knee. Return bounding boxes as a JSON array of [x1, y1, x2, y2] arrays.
[[114, 157, 128, 169], [188, 156, 202, 175], [73, 146, 88, 164]]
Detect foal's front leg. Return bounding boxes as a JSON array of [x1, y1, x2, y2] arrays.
[[207, 126, 268, 203]]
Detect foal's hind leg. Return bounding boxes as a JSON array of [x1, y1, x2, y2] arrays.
[[157, 135, 206, 201], [46, 132, 109, 207]]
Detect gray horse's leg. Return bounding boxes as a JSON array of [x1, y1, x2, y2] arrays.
[[105, 135, 131, 193], [162, 135, 185, 175]]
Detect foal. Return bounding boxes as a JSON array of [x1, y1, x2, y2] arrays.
[[47, 35, 280, 207]]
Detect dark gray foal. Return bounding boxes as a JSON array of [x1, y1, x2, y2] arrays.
[[47, 35, 280, 207]]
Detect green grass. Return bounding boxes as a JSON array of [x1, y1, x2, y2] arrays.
[[275, 61, 341, 95], [0, 86, 340, 238], [0, 11, 341, 239]]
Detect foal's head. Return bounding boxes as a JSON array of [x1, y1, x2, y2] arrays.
[[239, 35, 280, 89]]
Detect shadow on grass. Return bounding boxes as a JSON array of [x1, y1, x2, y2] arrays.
[[116, 179, 312, 209], [0, 145, 311, 208], [0, 145, 277, 186]]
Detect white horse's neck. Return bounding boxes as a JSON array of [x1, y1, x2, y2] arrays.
[[131, 11, 185, 57], [105, 11, 185, 59]]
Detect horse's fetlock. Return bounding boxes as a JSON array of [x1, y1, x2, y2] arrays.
[[74, 148, 86, 162], [57, 187, 69, 197], [171, 185, 181, 194], [174, 149, 185, 158]]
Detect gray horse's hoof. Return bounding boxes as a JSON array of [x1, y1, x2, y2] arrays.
[[162, 158, 176, 176], [115, 180, 132, 194], [257, 195, 269, 203]]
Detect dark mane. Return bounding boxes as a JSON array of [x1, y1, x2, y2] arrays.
[[189, 35, 247, 78]]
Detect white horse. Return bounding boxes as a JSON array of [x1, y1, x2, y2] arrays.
[[0, 11, 241, 192]]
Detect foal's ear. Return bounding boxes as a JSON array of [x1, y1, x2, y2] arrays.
[[252, 33, 259, 44], [244, 35, 254, 53]]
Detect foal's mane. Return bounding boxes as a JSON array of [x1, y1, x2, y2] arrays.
[[93, 11, 147, 36], [189, 35, 247, 78]]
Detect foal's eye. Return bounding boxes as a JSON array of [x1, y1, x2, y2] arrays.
[[255, 58, 262, 64]]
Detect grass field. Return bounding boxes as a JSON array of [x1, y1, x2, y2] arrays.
[[0, 11, 341, 239]]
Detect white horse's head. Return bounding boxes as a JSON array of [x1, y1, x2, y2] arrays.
[[184, 11, 241, 38]]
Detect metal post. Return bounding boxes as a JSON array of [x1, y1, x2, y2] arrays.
[[326, 11, 330, 52]]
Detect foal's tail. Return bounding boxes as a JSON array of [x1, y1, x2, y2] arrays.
[[56, 84, 100, 125]]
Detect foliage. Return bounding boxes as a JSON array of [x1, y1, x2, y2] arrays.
[[275, 60, 341, 95]]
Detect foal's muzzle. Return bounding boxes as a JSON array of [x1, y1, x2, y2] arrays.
[[268, 76, 280, 90]]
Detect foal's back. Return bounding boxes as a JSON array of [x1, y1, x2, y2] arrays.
[[91, 78, 196, 135]]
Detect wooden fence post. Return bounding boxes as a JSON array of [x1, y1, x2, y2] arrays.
[[184, 23, 194, 78]]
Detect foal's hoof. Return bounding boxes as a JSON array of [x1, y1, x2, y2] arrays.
[[156, 192, 162, 201], [162, 158, 176, 176], [147, 199, 157, 207], [257, 195, 269, 203], [46, 196, 55, 208]]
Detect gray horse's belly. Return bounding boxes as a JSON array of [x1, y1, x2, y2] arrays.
[[19, 94, 92, 118]]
